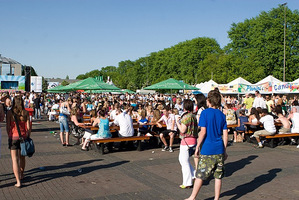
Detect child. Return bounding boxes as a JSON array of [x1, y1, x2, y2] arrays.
[[252, 109, 276, 148], [138, 109, 149, 135], [233, 110, 248, 142], [185, 89, 228, 200]]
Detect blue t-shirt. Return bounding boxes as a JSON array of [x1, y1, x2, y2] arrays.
[[198, 108, 227, 155], [139, 118, 148, 131]]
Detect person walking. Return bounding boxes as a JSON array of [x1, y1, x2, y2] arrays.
[[185, 89, 228, 200], [6, 95, 31, 188], [176, 99, 198, 189]]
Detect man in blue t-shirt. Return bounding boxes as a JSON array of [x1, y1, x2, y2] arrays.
[[185, 89, 228, 200]]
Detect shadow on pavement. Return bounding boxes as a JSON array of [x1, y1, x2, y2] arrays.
[[0, 159, 129, 188], [205, 168, 282, 200], [225, 155, 258, 177]]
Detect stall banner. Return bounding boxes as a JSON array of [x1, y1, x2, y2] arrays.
[[273, 82, 299, 93], [31, 76, 42, 92], [238, 82, 272, 93], [48, 82, 60, 89], [0, 75, 25, 92], [213, 84, 238, 94]]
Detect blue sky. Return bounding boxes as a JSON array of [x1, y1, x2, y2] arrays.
[[1, 0, 298, 79]]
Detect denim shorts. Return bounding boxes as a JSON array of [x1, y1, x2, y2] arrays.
[[59, 116, 69, 133]]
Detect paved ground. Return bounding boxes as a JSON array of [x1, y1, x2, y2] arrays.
[[1, 119, 299, 200]]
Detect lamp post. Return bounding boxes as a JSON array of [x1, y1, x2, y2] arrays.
[[282, 2, 287, 82]]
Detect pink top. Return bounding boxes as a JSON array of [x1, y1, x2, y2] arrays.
[[181, 137, 197, 146]]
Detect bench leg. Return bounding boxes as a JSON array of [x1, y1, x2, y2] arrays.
[[269, 139, 275, 148], [100, 144, 105, 154], [244, 134, 250, 143], [137, 140, 142, 151]]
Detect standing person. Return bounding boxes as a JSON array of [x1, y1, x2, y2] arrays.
[[6, 95, 31, 188], [59, 98, 71, 146], [176, 99, 198, 189], [252, 90, 266, 109], [33, 94, 41, 119], [243, 93, 254, 110], [0, 101, 5, 157], [185, 89, 228, 200], [194, 93, 207, 123]]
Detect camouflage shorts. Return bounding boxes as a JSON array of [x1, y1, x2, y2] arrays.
[[195, 154, 225, 180]]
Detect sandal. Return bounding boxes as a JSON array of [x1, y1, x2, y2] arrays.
[[179, 185, 192, 189]]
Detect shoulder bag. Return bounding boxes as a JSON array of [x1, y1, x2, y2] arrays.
[[13, 113, 35, 157]]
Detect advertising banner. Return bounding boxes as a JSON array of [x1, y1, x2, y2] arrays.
[[273, 82, 299, 93], [48, 82, 60, 89], [31, 76, 43, 92], [0, 75, 25, 92], [238, 82, 272, 93]]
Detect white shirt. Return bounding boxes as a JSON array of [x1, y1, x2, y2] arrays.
[[109, 110, 117, 120], [114, 112, 134, 137], [291, 113, 299, 133], [160, 114, 177, 131], [252, 97, 267, 109], [260, 115, 276, 133]]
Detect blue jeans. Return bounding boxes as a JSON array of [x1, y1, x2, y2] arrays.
[[35, 108, 41, 119]]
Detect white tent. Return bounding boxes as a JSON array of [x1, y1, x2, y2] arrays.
[[196, 80, 218, 94], [227, 77, 252, 85], [292, 78, 299, 83], [255, 75, 281, 85]]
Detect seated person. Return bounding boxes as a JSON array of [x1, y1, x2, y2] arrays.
[[233, 110, 248, 142], [114, 108, 134, 137], [81, 109, 111, 151], [275, 105, 291, 134], [252, 109, 276, 148], [156, 105, 177, 153], [138, 109, 149, 135], [48, 100, 59, 121]]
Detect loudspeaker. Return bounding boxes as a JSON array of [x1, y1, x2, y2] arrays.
[[25, 66, 31, 92]]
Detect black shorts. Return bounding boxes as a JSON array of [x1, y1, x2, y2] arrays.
[[160, 129, 177, 137], [8, 139, 21, 150]]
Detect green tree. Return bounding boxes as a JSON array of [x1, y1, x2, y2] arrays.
[[226, 5, 299, 82], [61, 80, 69, 86]]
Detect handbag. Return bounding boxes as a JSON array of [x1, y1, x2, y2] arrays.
[[13, 113, 35, 157], [183, 137, 196, 157]]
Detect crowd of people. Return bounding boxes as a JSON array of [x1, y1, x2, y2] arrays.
[[1, 89, 299, 199]]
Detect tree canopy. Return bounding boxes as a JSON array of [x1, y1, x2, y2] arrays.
[[76, 5, 298, 90]]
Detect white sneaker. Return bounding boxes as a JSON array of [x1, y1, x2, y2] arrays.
[[297, 145, 299, 149], [169, 147, 173, 153], [162, 146, 168, 151]]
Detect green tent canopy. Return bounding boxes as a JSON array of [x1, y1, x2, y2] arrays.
[[47, 85, 66, 93], [144, 78, 199, 90], [56, 77, 120, 92]]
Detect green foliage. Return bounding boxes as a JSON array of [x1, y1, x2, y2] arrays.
[[75, 5, 298, 87], [66, 75, 69, 79], [61, 80, 70, 86], [21, 66, 38, 76], [42, 77, 48, 92]]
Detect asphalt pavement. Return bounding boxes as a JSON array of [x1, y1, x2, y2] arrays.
[[1, 119, 299, 200]]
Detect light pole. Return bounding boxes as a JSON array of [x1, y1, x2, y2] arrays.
[[282, 2, 287, 82]]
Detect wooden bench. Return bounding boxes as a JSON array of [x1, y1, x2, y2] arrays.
[[91, 136, 151, 154], [260, 133, 299, 148]]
